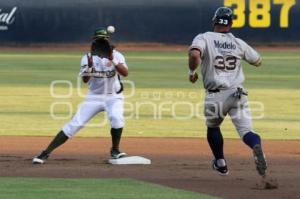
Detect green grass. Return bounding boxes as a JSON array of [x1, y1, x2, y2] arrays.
[[0, 177, 217, 199], [0, 49, 299, 139]]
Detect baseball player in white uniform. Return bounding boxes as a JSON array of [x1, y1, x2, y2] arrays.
[[188, 7, 267, 176], [33, 27, 128, 164]]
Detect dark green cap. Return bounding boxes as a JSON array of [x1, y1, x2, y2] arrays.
[[93, 27, 110, 39]]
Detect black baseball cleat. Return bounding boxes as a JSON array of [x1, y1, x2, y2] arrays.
[[253, 144, 267, 176], [32, 150, 49, 164], [110, 148, 127, 159], [212, 160, 229, 176]]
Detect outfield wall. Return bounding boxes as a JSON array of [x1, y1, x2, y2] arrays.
[[0, 0, 299, 44]]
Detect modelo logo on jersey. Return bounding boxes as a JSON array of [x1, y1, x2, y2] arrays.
[[214, 40, 236, 50], [0, 7, 18, 31]]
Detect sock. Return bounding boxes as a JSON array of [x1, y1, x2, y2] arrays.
[[45, 130, 69, 154], [111, 128, 123, 150], [243, 131, 261, 149], [207, 127, 224, 160]]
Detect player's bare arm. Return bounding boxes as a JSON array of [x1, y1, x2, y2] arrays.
[[114, 63, 128, 77], [81, 53, 94, 83], [81, 67, 91, 83], [188, 49, 201, 83], [252, 57, 262, 67], [243, 40, 262, 68]]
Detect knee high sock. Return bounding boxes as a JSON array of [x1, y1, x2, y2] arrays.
[[111, 128, 123, 150], [45, 130, 69, 154], [207, 127, 224, 160], [243, 131, 261, 149]]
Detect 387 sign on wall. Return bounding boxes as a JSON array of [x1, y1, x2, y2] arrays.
[[224, 0, 296, 28]]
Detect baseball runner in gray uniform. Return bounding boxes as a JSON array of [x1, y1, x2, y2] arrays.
[[188, 7, 267, 177]]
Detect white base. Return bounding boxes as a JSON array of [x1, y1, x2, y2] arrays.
[[108, 156, 151, 165]]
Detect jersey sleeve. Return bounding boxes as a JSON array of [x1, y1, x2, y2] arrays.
[[79, 54, 88, 76], [241, 41, 261, 65], [189, 34, 206, 58], [114, 51, 128, 69]]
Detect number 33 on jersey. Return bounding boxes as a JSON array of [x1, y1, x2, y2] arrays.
[[190, 32, 261, 89]]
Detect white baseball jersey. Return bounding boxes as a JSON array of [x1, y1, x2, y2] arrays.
[[80, 49, 128, 95], [62, 49, 127, 137], [190, 31, 261, 90]]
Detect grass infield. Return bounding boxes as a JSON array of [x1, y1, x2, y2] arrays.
[[0, 50, 299, 139]]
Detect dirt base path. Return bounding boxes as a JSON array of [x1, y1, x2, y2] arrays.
[[0, 137, 299, 199]]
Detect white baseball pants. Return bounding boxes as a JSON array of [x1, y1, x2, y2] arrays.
[[62, 96, 124, 138]]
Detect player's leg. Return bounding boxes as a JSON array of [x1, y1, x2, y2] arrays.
[[205, 95, 228, 175], [106, 98, 126, 159], [32, 130, 69, 164], [228, 98, 267, 176], [33, 100, 104, 164], [207, 127, 228, 175]]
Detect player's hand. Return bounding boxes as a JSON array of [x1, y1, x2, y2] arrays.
[[189, 73, 198, 83], [84, 66, 93, 73]]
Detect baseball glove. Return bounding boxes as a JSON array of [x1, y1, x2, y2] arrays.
[[91, 38, 113, 60]]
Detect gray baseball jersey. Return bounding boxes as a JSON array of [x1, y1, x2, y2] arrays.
[[190, 31, 261, 90]]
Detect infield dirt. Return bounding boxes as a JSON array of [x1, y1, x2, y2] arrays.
[[0, 137, 299, 199]]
